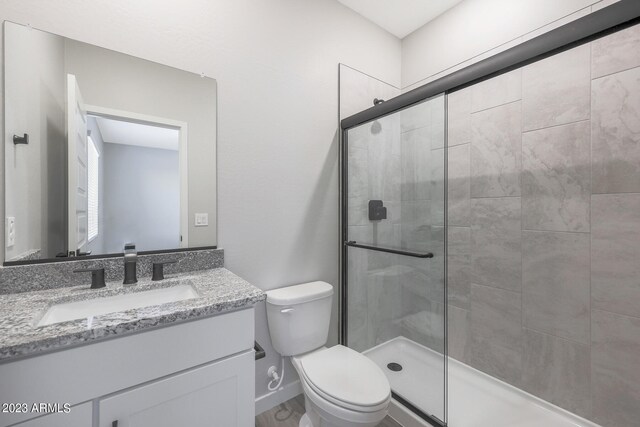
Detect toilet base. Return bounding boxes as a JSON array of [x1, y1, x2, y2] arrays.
[[301, 394, 386, 427], [299, 413, 313, 427]]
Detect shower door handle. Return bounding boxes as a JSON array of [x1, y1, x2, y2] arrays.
[[344, 241, 434, 258]]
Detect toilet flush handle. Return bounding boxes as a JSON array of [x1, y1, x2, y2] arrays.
[[280, 307, 294, 314]]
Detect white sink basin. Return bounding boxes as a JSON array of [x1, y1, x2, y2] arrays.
[[37, 284, 199, 327]]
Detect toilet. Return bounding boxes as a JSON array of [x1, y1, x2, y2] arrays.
[[266, 281, 391, 427]]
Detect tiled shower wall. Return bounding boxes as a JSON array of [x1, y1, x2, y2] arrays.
[[446, 23, 640, 427]]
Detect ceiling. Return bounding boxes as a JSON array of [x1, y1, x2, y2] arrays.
[[93, 116, 180, 151], [337, 0, 464, 39]]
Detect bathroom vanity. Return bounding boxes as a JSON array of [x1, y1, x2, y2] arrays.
[[0, 263, 265, 427], [0, 20, 256, 427]]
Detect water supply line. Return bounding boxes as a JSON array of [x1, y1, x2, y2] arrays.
[[267, 356, 286, 391]]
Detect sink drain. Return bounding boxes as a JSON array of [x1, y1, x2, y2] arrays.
[[387, 362, 403, 372]]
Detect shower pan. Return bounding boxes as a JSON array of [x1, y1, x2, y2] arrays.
[[340, 2, 640, 426]]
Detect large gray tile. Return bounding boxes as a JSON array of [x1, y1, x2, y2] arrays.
[[592, 23, 640, 79], [448, 305, 470, 364], [398, 298, 445, 353], [592, 193, 640, 318], [592, 66, 640, 194], [400, 98, 431, 133], [429, 225, 446, 290], [430, 148, 445, 227], [447, 88, 472, 147], [448, 143, 470, 226], [522, 121, 591, 232], [369, 148, 401, 202], [522, 231, 590, 344], [471, 102, 522, 197], [366, 263, 404, 346], [522, 44, 590, 131], [345, 122, 370, 150], [522, 329, 591, 418], [592, 310, 640, 427], [430, 95, 446, 150], [469, 284, 522, 386], [401, 126, 431, 201], [448, 226, 471, 310], [347, 197, 368, 226], [346, 227, 369, 352], [470, 197, 522, 292], [347, 146, 368, 201], [400, 200, 430, 252], [398, 256, 441, 304], [471, 69, 522, 113]]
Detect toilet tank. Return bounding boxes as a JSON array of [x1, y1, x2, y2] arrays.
[[266, 281, 333, 356]]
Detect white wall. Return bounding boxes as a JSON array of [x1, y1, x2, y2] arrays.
[[0, 0, 401, 403], [401, 0, 620, 89], [102, 143, 180, 253], [4, 24, 66, 261]]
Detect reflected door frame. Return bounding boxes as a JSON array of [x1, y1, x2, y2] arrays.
[[83, 104, 189, 249]]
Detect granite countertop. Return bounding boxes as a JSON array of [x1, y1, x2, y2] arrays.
[[0, 268, 266, 362]]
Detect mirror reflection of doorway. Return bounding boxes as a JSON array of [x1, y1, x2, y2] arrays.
[[67, 74, 187, 256], [84, 114, 181, 255]]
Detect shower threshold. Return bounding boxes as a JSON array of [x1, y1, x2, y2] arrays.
[[364, 336, 601, 427]]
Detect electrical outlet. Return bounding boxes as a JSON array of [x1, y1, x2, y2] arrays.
[[194, 213, 209, 227], [6, 217, 15, 247]]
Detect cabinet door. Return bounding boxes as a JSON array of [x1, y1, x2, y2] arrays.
[[13, 402, 91, 427], [99, 351, 254, 427]]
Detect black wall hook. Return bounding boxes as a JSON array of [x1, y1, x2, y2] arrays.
[[13, 134, 29, 145]]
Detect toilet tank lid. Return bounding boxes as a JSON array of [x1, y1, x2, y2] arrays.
[[266, 281, 333, 306]]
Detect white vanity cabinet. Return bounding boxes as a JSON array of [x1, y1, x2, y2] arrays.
[[98, 351, 254, 427], [0, 308, 256, 427], [12, 403, 91, 427]]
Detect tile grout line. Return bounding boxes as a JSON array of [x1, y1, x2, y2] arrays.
[[522, 117, 591, 134], [470, 98, 521, 116]]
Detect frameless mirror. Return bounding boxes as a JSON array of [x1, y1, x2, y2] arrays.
[[4, 22, 217, 264]]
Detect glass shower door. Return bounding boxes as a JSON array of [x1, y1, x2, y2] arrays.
[[343, 94, 446, 425]]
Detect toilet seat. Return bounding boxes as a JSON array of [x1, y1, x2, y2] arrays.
[[295, 345, 390, 413]]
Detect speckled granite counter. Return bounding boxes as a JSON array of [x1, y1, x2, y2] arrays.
[[0, 268, 265, 362]]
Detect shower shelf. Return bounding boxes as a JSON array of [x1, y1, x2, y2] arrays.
[[344, 241, 433, 259]]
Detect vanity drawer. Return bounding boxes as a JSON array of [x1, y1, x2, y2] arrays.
[[0, 308, 254, 427], [99, 351, 254, 427]]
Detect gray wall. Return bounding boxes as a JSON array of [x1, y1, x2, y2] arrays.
[[446, 23, 640, 427], [4, 23, 66, 261], [102, 143, 180, 253], [0, 0, 402, 404]]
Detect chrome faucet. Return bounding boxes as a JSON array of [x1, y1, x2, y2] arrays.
[[123, 243, 138, 285]]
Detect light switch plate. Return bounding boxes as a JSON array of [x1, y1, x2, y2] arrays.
[[6, 217, 15, 247], [194, 213, 209, 227]]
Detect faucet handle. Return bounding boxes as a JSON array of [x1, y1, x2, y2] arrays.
[[152, 260, 178, 281], [74, 268, 106, 289]]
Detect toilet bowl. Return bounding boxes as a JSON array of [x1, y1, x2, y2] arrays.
[[293, 345, 390, 427], [266, 281, 391, 427]]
